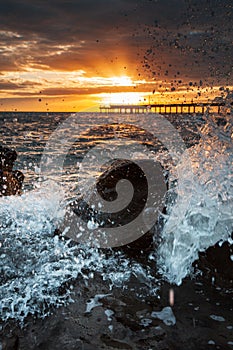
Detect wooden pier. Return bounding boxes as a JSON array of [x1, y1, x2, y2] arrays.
[[100, 102, 227, 114]]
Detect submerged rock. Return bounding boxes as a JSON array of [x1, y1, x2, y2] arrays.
[[0, 145, 24, 196]]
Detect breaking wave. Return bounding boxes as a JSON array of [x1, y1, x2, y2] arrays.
[[157, 112, 233, 285], [0, 106, 232, 322], [0, 182, 156, 322]]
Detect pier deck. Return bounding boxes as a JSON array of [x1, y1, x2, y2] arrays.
[[100, 102, 228, 114]]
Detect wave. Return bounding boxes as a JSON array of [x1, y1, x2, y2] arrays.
[[0, 182, 156, 322], [0, 107, 232, 321], [157, 113, 233, 285]]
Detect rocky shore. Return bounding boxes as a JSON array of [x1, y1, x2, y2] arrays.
[[1, 263, 233, 350], [0, 146, 233, 350]]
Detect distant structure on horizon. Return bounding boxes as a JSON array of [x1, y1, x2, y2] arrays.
[[100, 100, 231, 114]]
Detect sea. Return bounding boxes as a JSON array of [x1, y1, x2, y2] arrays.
[[0, 108, 233, 349]]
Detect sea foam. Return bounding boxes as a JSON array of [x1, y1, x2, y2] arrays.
[[157, 113, 233, 285]]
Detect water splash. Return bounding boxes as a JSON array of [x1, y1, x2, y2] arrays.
[[157, 111, 233, 285], [0, 181, 157, 322], [1, 107, 233, 322]]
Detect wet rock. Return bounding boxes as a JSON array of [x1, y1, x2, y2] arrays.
[[100, 334, 133, 349], [61, 158, 167, 250], [199, 241, 233, 281], [0, 145, 24, 196], [0, 145, 17, 171], [0, 170, 24, 196], [1, 335, 19, 350], [1, 271, 233, 350], [70, 159, 151, 226]]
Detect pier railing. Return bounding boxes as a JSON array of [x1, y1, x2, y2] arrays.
[[100, 102, 228, 114]]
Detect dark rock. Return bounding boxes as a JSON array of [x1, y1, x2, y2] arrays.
[[71, 159, 150, 227], [0, 145, 17, 171], [1, 335, 19, 350], [0, 145, 24, 197], [199, 240, 233, 281], [60, 158, 167, 249], [1, 274, 233, 350]]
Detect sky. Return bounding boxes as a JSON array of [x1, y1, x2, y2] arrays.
[[0, 0, 232, 111]]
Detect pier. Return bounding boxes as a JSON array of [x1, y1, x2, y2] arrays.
[[100, 102, 227, 114]]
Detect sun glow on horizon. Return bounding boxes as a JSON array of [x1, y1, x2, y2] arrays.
[[100, 92, 149, 106], [109, 76, 134, 87]]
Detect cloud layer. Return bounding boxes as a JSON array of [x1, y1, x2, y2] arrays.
[[0, 0, 232, 109]]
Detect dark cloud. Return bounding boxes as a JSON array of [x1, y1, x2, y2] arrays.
[[0, 81, 20, 90], [11, 85, 149, 97], [0, 80, 41, 90], [0, 0, 232, 86]]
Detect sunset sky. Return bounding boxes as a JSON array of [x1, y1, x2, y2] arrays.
[[0, 0, 232, 111]]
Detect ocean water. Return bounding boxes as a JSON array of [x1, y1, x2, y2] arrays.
[[0, 110, 232, 324]]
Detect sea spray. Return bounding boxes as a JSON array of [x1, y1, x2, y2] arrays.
[[1, 108, 232, 322], [0, 181, 157, 322], [157, 112, 233, 285]]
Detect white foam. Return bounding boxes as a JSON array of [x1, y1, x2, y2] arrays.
[[157, 113, 233, 285], [210, 315, 225, 322], [85, 294, 111, 313], [0, 181, 156, 322], [151, 306, 176, 326]]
